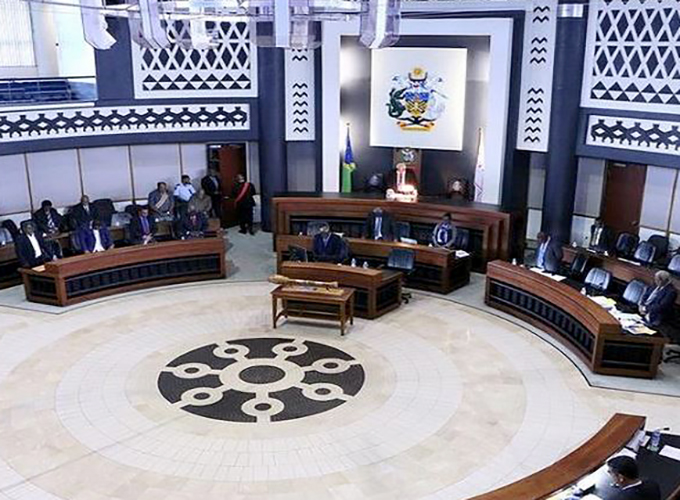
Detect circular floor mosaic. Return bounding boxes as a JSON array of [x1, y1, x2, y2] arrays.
[[158, 337, 366, 423]]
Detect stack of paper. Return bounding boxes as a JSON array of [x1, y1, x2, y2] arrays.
[[660, 445, 680, 461], [590, 296, 617, 309]]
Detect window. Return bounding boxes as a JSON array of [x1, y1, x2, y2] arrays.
[[0, 0, 36, 67]]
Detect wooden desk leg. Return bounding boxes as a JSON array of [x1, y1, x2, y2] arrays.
[[272, 297, 278, 329], [340, 303, 346, 336], [350, 296, 354, 325]]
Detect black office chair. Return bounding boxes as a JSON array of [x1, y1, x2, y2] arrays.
[[633, 241, 657, 266], [568, 252, 590, 280], [584, 267, 612, 295], [648, 235, 669, 262], [395, 221, 411, 241], [618, 279, 649, 313], [1, 220, 19, 240], [337, 238, 351, 264], [92, 198, 116, 227], [364, 173, 386, 193], [453, 228, 470, 251], [615, 232, 639, 259], [667, 254, 680, 276], [306, 221, 327, 236], [384, 248, 415, 303], [288, 245, 308, 262]]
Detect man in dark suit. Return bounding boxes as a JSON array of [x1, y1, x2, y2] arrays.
[[33, 200, 63, 236], [533, 231, 563, 273], [640, 270, 677, 327], [363, 207, 396, 241], [70, 195, 98, 230], [589, 217, 613, 253], [14, 221, 54, 268], [201, 168, 222, 220], [76, 220, 114, 253], [129, 206, 157, 245], [313, 223, 344, 263], [232, 174, 256, 235], [178, 209, 208, 239], [605, 455, 660, 500]]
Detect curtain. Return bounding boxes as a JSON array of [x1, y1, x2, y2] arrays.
[[0, 0, 35, 67]]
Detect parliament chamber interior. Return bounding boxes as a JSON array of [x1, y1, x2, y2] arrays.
[[1, 0, 680, 498]]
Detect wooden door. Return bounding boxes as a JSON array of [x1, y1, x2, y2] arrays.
[[601, 161, 646, 235], [217, 144, 247, 227]]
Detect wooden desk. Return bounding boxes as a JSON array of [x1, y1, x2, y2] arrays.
[[276, 234, 471, 294], [281, 261, 402, 319], [271, 285, 355, 336], [563, 246, 680, 306], [20, 238, 226, 306], [486, 261, 666, 378], [0, 244, 21, 289], [272, 194, 519, 272], [471, 413, 645, 500]]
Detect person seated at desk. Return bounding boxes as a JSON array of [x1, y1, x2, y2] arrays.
[[590, 217, 613, 253], [531, 231, 563, 273], [432, 213, 456, 249], [14, 221, 54, 268], [189, 188, 212, 218], [148, 182, 174, 221], [363, 207, 395, 241], [178, 208, 208, 239], [129, 206, 157, 245], [640, 270, 677, 327], [71, 195, 98, 230], [174, 175, 196, 217], [313, 222, 344, 263], [33, 200, 63, 236], [605, 455, 660, 500], [76, 219, 114, 253]]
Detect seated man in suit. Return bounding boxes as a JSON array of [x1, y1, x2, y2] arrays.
[[129, 206, 157, 245], [14, 221, 54, 268], [189, 189, 213, 218], [33, 200, 63, 236], [589, 217, 613, 253], [363, 207, 395, 241], [532, 231, 563, 273], [606, 455, 660, 500], [77, 219, 114, 253], [148, 182, 174, 221], [432, 213, 456, 249], [640, 270, 677, 327], [178, 208, 208, 239], [71, 195, 98, 230], [312, 222, 344, 263]]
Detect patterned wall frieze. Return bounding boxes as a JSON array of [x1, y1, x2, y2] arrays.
[[586, 114, 680, 156], [284, 49, 315, 142], [581, 0, 680, 114], [0, 104, 250, 143], [516, 0, 558, 151], [131, 20, 257, 99]]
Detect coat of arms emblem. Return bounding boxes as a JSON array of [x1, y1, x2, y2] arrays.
[[386, 66, 447, 131]]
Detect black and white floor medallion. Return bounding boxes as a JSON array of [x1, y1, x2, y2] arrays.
[[158, 338, 365, 423]]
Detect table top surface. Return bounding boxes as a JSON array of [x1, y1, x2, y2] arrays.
[[271, 285, 354, 302], [281, 261, 402, 280]]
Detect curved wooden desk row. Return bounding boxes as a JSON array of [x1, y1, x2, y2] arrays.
[[20, 238, 227, 306], [276, 234, 471, 294], [485, 261, 666, 378], [272, 195, 516, 271], [471, 413, 645, 500], [280, 261, 402, 319]]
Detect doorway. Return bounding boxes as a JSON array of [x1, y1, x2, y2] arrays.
[[601, 161, 646, 235], [208, 144, 247, 228]]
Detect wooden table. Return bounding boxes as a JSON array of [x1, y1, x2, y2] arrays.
[[272, 193, 520, 272], [271, 285, 355, 336], [281, 261, 402, 319], [276, 234, 470, 294], [486, 261, 667, 378], [20, 237, 226, 306]]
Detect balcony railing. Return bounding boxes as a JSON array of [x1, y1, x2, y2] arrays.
[[0, 76, 97, 106]]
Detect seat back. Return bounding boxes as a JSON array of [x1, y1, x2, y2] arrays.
[[668, 254, 680, 276], [584, 267, 612, 293], [306, 221, 327, 236], [386, 248, 415, 272], [338, 238, 351, 264], [1, 220, 19, 239], [633, 241, 657, 265], [615, 232, 639, 257], [288, 245, 308, 262], [453, 228, 470, 250], [569, 253, 589, 279], [395, 221, 411, 241], [110, 212, 131, 228], [648, 235, 669, 261], [0, 227, 13, 245], [622, 279, 649, 306], [92, 198, 115, 226]]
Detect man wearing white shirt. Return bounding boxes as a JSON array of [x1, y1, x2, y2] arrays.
[[174, 175, 196, 218], [15, 222, 53, 268]]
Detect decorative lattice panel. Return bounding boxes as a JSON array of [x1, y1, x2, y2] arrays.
[[0, 104, 250, 143], [131, 21, 258, 98], [516, 0, 558, 151], [586, 114, 680, 156], [284, 49, 315, 141], [581, 0, 680, 113]]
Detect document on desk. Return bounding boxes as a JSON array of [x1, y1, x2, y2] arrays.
[[455, 250, 470, 258], [529, 268, 567, 282], [660, 445, 680, 461], [590, 296, 617, 308]]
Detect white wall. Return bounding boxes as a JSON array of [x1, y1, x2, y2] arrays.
[[639, 165, 680, 251], [569, 157, 605, 245]]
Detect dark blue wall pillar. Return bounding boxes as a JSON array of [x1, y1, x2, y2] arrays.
[[94, 18, 135, 104], [258, 47, 288, 231], [541, 1, 588, 244]]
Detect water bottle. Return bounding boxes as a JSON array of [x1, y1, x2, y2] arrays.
[[580, 287, 587, 295], [351, 258, 357, 267], [362, 261, 369, 269], [512, 258, 517, 265], [649, 428, 662, 452]]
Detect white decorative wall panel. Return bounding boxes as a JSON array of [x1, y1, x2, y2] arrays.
[[180, 143, 208, 180], [0, 154, 31, 214], [516, 0, 557, 151], [586, 115, 680, 156], [0, 104, 250, 143], [131, 21, 258, 99], [129, 144, 182, 198], [26, 149, 81, 208], [582, 0, 680, 113], [79, 146, 133, 201], [284, 49, 315, 141]]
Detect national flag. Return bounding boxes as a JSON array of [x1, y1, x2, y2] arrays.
[[474, 127, 485, 202], [341, 124, 356, 193]]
